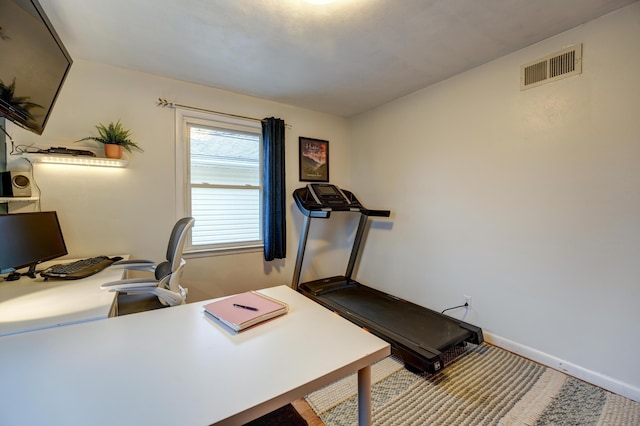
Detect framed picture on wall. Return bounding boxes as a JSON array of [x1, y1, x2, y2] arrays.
[[299, 137, 329, 182]]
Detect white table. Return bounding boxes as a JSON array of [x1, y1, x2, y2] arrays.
[[0, 257, 127, 337], [0, 285, 390, 425]]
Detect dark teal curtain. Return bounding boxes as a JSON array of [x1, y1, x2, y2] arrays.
[[262, 117, 286, 261]]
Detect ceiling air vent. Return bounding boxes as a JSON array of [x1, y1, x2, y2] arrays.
[[520, 44, 582, 90]]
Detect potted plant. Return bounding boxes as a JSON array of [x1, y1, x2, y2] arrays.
[[77, 120, 143, 159]]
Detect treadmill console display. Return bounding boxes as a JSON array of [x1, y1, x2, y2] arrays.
[[307, 184, 351, 207]]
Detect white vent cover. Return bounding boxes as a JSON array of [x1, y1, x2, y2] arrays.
[[520, 44, 582, 90]]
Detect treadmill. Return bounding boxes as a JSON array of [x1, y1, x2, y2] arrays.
[[292, 183, 483, 373]]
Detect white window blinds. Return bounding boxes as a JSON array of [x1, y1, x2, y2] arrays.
[[187, 123, 262, 249]]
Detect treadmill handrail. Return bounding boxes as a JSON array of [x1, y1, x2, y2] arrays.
[[361, 208, 391, 217]]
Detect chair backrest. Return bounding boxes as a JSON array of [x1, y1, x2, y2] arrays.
[[157, 217, 195, 293], [166, 217, 195, 273]]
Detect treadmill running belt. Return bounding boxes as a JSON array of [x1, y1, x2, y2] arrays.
[[325, 286, 473, 350]]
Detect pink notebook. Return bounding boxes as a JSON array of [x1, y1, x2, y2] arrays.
[[203, 291, 288, 332]]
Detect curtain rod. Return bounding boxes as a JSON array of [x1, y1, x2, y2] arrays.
[[156, 98, 290, 128]]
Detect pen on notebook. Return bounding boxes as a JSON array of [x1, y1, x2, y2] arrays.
[[233, 303, 258, 311]]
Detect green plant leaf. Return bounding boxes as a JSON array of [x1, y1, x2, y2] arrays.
[[76, 120, 143, 153]]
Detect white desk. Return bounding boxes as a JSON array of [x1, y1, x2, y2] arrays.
[[0, 285, 390, 425], [0, 258, 127, 337]]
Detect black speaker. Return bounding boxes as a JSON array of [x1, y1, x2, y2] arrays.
[[0, 171, 32, 197]]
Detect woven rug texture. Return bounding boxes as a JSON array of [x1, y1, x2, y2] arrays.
[[305, 344, 640, 425]]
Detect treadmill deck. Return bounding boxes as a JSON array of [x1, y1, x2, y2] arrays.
[[300, 277, 483, 373]]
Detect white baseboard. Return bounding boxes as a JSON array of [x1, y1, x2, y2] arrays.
[[483, 331, 640, 403]]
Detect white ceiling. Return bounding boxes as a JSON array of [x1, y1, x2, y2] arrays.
[[40, 0, 637, 117]]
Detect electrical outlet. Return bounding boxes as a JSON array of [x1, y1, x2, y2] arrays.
[[464, 295, 472, 307]]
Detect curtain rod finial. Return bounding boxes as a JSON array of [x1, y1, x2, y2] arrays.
[[156, 98, 174, 108]]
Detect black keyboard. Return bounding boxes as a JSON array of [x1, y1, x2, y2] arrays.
[[41, 256, 119, 280]]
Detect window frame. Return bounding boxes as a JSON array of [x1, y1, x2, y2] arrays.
[[175, 108, 264, 255]]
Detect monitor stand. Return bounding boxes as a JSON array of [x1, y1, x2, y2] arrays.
[[4, 264, 38, 281], [24, 264, 38, 278]]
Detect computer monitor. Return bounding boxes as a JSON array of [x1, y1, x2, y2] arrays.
[[0, 211, 68, 279]]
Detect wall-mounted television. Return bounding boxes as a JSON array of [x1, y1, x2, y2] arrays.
[[0, 0, 73, 135]]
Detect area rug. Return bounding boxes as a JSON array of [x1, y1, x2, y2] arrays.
[[305, 344, 640, 425]]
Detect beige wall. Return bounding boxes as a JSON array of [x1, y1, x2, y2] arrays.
[[349, 3, 640, 400]]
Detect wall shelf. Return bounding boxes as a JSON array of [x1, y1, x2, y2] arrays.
[[0, 196, 39, 203], [26, 154, 128, 168]]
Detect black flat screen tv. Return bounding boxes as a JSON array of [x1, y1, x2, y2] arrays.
[[0, 211, 68, 279], [0, 0, 73, 135]]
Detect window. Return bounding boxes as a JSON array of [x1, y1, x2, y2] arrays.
[[177, 110, 263, 252]]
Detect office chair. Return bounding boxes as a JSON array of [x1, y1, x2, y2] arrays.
[[100, 217, 195, 309]]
